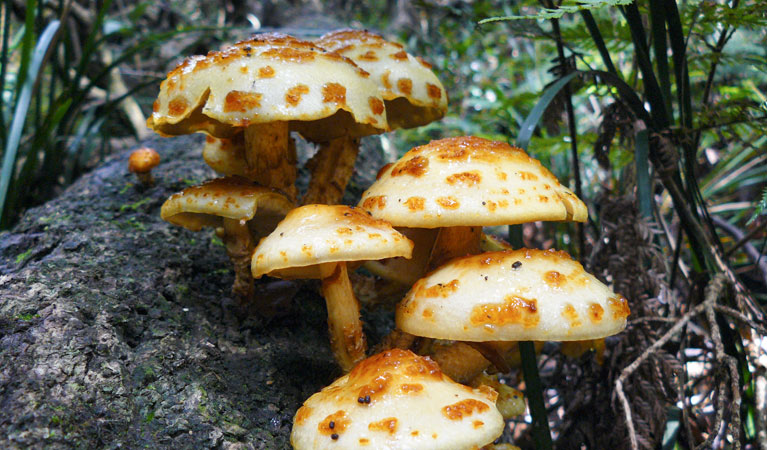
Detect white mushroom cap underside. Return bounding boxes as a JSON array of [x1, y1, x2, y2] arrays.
[[397, 248, 630, 341], [251, 205, 413, 279], [316, 30, 447, 129], [148, 33, 387, 139], [291, 349, 503, 450], [359, 136, 588, 228], [160, 176, 294, 231]]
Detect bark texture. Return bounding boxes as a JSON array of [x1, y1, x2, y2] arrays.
[[0, 134, 392, 449]]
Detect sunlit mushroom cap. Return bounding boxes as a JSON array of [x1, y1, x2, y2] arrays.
[[251, 204, 413, 280], [397, 248, 630, 341], [316, 29, 447, 130], [160, 176, 294, 234], [291, 348, 504, 450], [148, 33, 388, 142], [359, 136, 588, 228]]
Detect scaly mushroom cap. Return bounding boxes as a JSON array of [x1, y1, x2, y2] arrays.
[[397, 248, 630, 341], [251, 204, 413, 280], [160, 176, 294, 233], [291, 348, 504, 450], [316, 29, 447, 130], [147, 33, 388, 142], [359, 136, 588, 228]]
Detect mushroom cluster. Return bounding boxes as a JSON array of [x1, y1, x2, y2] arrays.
[[147, 31, 446, 307], [146, 29, 629, 449]]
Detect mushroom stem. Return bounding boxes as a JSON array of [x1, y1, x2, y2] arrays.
[[429, 341, 518, 383], [222, 218, 256, 305], [426, 226, 482, 271], [243, 121, 297, 200], [136, 172, 155, 186], [321, 262, 367, 372], [374, 328, 417, 353], [302, 136, 360, 205]]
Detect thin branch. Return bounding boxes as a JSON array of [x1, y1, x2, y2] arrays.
[[713, 304, 767, 336], [614, 274, 729, 450]]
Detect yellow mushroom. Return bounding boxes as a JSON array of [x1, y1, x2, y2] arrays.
[[251, 205, 413, 371], [396, 248, 630, 380], [291, 349, 505, 450], [148, 33, 388, 201], [160, 176, 293, 306]]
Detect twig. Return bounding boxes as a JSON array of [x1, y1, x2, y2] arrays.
[[713, 304, 767, 336], [614, 274, 729, 450], [702, 280, 742, 450], [712, 215, 767, 284], [725, 219, 767, 258]]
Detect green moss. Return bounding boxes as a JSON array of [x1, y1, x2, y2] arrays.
[[120, 197, 152, 212], [210, 236, 224, 248], [119, 183, 135, 194], [16, 312, 39, 321], [15, 248, 33, 264]]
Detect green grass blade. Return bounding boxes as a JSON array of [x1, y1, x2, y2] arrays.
[[517, 72, 579, 150], [620, 2, 669, 129], [636, 129, 652, 218], [0, 20, 60, 225], [520, 341, 553, 449], [15, 0, 37, 102], [664, 0, 692, 131], [0, 3, 12, 141], [579, 10, 619, 76], [649, 0, 672, 120]]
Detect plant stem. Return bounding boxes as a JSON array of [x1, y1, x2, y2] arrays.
[[520, 341, 552, 449], [548, 14, 584, 258]]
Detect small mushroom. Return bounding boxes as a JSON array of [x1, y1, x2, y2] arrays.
[[291, 349, 505, 450], [251, 205, 413, 371], [161, 176, 294, 306], [396, 248, 630, 380], [128, 147, 160, 186]]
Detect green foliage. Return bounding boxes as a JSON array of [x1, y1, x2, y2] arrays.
[[479, 0, 634, 22], [0, 1, 227, 229], [749, 187, 767, 225]]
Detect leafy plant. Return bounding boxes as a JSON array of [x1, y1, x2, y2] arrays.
[[0, 0, 227, 229], [478, 0, 767, 448]]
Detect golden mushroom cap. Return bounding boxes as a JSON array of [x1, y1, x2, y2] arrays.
[[147, 33, 388, 142], [359, 136, 588, 228], [160, 176, 294, 233], [128, 147, 160, 174], [316, 29, 447, 130], [290, 349, 504, 450], [251, 204, 413, 280], [397, 248, 630, 342]]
